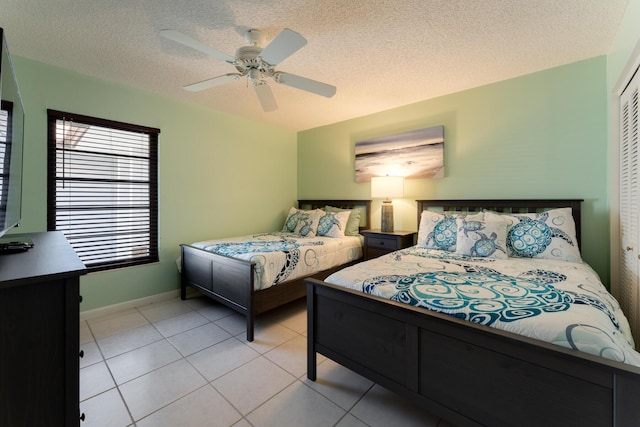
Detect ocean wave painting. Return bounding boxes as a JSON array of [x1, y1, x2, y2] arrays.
[[355, 126, 444, 182]]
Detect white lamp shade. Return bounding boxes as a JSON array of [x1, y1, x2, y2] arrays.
[[371, 176, 404, 199]]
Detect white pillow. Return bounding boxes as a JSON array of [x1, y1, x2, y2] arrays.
[[485, 208, 582, 262], [317, 210, 350, 238], [417, 211, 484, 251], [455, 215, 509, 259]]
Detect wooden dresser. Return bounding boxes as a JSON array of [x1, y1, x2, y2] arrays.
[[0, 231, 87, 426]]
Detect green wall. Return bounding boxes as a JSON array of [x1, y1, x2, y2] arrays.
[[298, 57, 609, 283], [11, 57, 297, 311]]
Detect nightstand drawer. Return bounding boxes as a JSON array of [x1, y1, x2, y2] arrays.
[[367, 236, 398, 250], [362, 230, 417, 260]]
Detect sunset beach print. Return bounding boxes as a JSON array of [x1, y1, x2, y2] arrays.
[[355, 125, 444, 182]]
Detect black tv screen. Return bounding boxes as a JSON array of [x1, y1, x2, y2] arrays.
[[0, 28, 25, 239]]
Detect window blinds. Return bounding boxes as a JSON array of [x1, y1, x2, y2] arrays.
[[47, 110, 159, 271]]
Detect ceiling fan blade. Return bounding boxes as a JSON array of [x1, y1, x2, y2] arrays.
[[260, 28, 307, 65], [183, 73, 242, 92], [160, 29, 235, 64], [274, 72, 336, 98], [254, 83, 277, 112]]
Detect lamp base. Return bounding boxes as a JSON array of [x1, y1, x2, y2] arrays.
[[381, 201, 394, 232]]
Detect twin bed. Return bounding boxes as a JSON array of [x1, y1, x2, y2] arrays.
[[306, 199, 640, 427], [179, 200, 370, 341]]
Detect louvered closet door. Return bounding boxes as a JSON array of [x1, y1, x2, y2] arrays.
[[620, 68, 640, 348]]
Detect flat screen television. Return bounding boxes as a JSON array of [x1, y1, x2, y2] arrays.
[[0, 27, 25, 240]]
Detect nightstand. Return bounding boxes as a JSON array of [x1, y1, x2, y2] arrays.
[[362, 229, 417, 260]]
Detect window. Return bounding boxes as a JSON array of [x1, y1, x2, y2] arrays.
[[47, 110, 159, 272], [0, 102, 12, 223]]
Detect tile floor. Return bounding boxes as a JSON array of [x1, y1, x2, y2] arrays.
[[80, 295, 456, 427]]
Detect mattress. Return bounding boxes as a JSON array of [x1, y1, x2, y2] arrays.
[[325, 246, 640, 367], [191, 232, 363, 291]]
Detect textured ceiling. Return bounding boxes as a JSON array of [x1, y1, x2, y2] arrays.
[[0, 0, 629, 131]]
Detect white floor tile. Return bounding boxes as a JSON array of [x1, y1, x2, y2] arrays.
[[119, 358, 207, 421], [153, 310, 209, 338], [136, 384, 242, 427], [89, 310, 150, 340], [187, 337, 260, 381], [247, 380, 346, 427], [138, 298, 194, 323], [212, 356, 296, 415], [335, 413, 370, 427], [196, 300, 236, 321], [240, 321, 298, 354], [107, 339, 183, 385], [78, 296, 449, 427], [264, 334, 309, 377], [264, 299, 307, 334], [80, 320, 94, 344], [79, 388, 132, 427], [97, 324, 164, 359], [168, 322, 231, 356], [350, 384, 440, 427], [304, 359, 374, 411], [214, 313, 247, 336], [80, 361, 115, 401], [80, 340, 103, 368]]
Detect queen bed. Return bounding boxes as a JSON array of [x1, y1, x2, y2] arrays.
[[306, 199, 640, 427], [180, 199, 370, 341]]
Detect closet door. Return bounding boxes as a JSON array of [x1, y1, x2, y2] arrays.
[[620, 68, 640, 347]]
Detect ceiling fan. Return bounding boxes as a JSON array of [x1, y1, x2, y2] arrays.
[[160, 27, 336, 112]]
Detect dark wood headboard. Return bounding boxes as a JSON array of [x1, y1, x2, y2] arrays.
[[298, 200, 372, 232], [416, 199, 583, 248]]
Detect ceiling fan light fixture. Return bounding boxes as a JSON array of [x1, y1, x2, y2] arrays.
[[161, 27, 336, 111]]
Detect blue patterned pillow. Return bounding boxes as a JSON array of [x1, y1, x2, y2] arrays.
[[485, 208, 582, 262], [292, 209, 323, 237], [417, 211, 484, 251], [282, 207, 302, 232], [317, 211, 350, 238], [455, 216, 509, 259]]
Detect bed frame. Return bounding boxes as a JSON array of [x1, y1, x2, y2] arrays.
[[180, 200, 370, 342], [307, 199, 640, 427]]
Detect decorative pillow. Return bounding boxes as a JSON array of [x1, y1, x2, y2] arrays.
[[484, 208, 582, 262], [317, 210, 351, 238], [455, 215, 509, 259], [325, 206, 362, 236], [282, 207, 302, 232], [417, 211, 484, 251], [293, 209, 323, 237]]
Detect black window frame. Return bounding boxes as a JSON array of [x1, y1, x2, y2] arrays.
[[47, 109, 159, 272]]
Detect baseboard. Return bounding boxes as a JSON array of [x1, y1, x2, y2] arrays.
[[79, 288, 200, 321]]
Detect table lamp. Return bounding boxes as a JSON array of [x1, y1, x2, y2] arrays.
[[371, 176, 404, 232]]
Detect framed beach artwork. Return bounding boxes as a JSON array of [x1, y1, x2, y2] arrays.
[[354, 125, 444, 182]]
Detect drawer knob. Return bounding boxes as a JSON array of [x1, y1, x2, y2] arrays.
[[80, 412, 86, 422], [79, 350, 84, 358]]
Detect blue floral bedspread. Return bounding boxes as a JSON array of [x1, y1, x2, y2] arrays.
[[325, 246, 640, 366], [192, 232, 362, 291]]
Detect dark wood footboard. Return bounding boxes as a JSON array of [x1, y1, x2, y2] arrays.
[[180, 199, 371, 341], [181, 243, 357, 341], [306, 278, 640, 427]]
